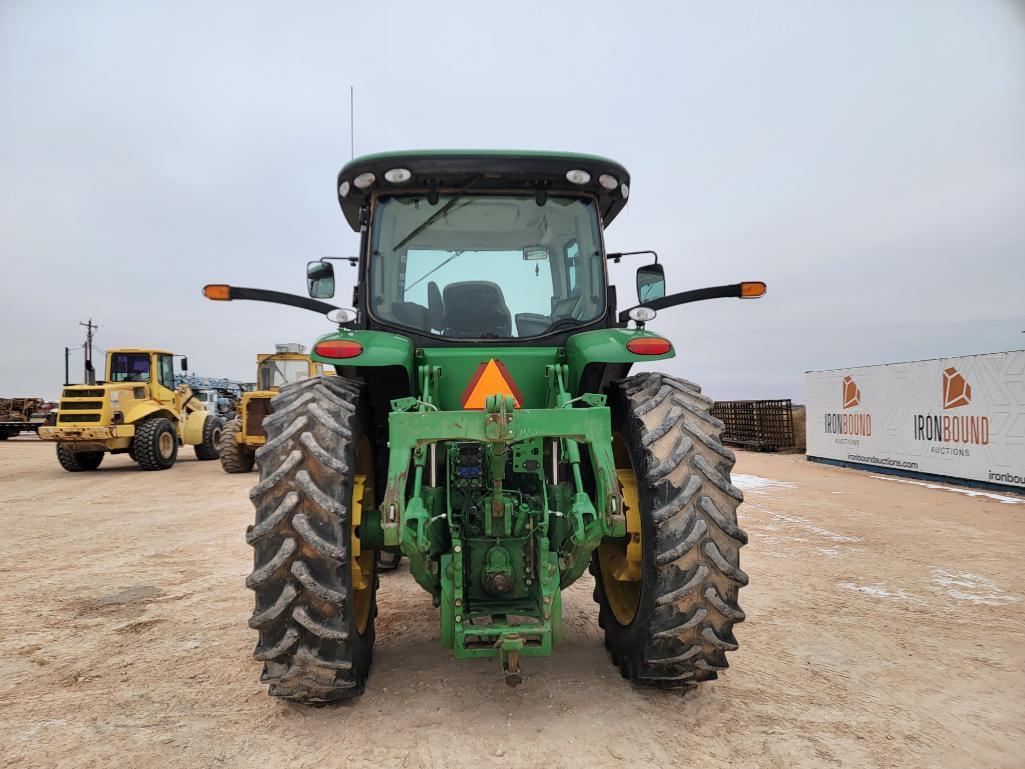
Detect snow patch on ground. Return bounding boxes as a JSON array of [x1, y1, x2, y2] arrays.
[[869, 475, 1024, 505], [764, 510, 863, 543], [839, 582, 915, 601], [930, 569, 1021, 606], [733, 474, 797, 492]]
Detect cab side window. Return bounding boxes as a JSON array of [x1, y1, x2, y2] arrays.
[[158, 355, 175, 389]]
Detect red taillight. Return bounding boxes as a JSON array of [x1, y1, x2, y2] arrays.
[[314, 339, 363, 359], [626, 337, 672, 355]]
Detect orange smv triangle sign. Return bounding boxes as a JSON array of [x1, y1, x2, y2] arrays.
[[460, 359, 524, 410]]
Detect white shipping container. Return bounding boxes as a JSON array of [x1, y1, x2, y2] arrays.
[[805, 351, 1025, 490]]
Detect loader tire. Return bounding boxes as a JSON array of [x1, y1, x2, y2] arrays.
[[218, 419, 254, 473], [592, 372, 747, 688], [247, 375, 378, 703], [194, 415, 223, 461], [133, 418, 178, 471], [56, 445, 104, 472]]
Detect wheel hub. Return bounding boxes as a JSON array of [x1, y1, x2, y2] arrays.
[[597, 435, 643, 625], [351, 437, 375, 634]]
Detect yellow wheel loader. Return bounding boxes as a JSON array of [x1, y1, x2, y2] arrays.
[[217, 344, 331, 473], [38, 348, 222, 471]]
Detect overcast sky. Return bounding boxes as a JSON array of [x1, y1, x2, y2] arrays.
[[2, 0, 1023, 401]]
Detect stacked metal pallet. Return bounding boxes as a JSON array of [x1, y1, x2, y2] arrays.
[[711, 399, 795, 452]]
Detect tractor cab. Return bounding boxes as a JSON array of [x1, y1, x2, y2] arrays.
[[318, 151, 634, 344]]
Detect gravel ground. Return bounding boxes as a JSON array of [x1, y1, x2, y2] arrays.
[[1, 436, 1023, 769]]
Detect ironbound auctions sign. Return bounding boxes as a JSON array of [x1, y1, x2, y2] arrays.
[[806, 351, 1025, 489]]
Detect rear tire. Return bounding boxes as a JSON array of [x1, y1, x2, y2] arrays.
[[592, 372, 747, 688], [247, 375, 378, 703], [194, 415, 223, 461], [133, 418, 178, 471], [56, 445, 104, 472], [218, 419, 255, 473]]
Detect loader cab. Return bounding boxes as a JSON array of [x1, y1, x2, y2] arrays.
[[105, 348, 180, 410], [255, 348, 327, 391]]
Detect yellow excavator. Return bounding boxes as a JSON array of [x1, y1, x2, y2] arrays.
[[38, 348, 221, 471]]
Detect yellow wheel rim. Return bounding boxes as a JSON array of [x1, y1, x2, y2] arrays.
[[158, 431, 174, 459], [598, 433, 643, 625], [351, 436, 375, 634]]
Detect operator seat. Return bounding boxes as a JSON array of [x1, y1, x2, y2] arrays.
[[442, 281, 512, 337]]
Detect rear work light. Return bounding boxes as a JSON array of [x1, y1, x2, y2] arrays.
[[353, 172, 376, 190], [626, 337, 672, 355], [314, 339, 363, 359]]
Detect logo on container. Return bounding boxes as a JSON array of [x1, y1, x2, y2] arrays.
[[825, 375, 871, 436], [942, 367, 971, 409], [842, 376, 861, 409], [913, 367, 988, 446]]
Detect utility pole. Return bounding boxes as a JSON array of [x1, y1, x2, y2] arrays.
[[79, 319, 97, 385], [64, 347, 70, 386]]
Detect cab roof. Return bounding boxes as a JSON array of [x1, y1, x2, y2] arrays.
[[256, 352, 311, 362], [336, 150, 631, 231], [108, 348, 173, 355]]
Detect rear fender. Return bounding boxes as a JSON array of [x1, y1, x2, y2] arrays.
[[183, 410, 208, 445], [565, 329, 675, 395], [124, 402, 178, 428], [310, 330, 415, 391]]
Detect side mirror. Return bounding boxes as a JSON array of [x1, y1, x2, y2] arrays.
[[636, 263, 666, 303], [180, 356, 189, 371], [307, 260, 335, 299]]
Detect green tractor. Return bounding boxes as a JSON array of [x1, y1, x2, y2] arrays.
[[205, 150, 764, 703]]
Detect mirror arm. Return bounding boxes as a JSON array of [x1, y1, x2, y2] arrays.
[[617, 283, 745, 322], [214, 285, 341, 315], [606, 249, 658, 264]]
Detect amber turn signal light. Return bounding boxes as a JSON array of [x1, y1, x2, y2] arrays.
[[203, 284, 231, 301], [314, 339, 364, 359], [626, 337, 672, 355], [739, 281, 767, 298]]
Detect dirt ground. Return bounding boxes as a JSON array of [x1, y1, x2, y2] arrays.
[[1, 437, 1023, 769]]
